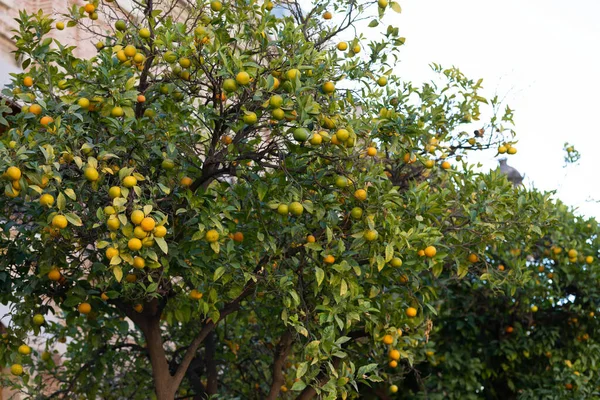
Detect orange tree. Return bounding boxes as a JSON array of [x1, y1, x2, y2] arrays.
[[0, 0, 564, 398], [389, 203, 600, 400]]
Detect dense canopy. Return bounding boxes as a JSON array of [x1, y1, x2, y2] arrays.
[[0, 0, 596, 399]]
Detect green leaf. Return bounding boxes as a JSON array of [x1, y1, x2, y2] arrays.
[[315, 267, 325, 286], [113, 266, 123, 282], [64, 188, 76, 200], [125, 76, 137, 91], [65, 213, 83, 226], [340, 279, 348, 297], [357, 363, 378, 376], [326, 226, 333, 244], [155, 237, 168, 254], [158, 183, 171, 194], [296, 362, 308, 379], [368, 19, 379, 28], [457, 263, 468, 278], [390, 1, 402, 12], [385, 243, 394, 262], [214, 266, 226, 281], [57, 192, 66, 211], [291, 381, 306, 391]]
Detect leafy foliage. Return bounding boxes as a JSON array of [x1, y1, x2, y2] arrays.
[[0, 0, 592, 399]]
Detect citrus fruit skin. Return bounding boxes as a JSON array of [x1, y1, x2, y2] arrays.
[[424, 246, 437, 258], [293, 128, 310, 142], [11, 364, 23, 376], [205, 229, 219, 243]]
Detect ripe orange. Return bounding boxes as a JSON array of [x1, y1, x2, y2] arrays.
[[133, 226, 146, 239], [17, 344, 31, 356], [233, 232, 244, 242], [190, 289, 203, 300], [10, 364, 23, 376], [505, 326, 514, 333], [364, 229, 378, 242], [337, 42, 348, 51], [586, 256, 593, 264], [235, 71, 250, 85], [107, 187, 121, 200], [111, 106, 124, 117], [406, 307, 417, 318], [382, 334, 393, 345], [286, 69, 301, 80], [389, 360, 398, 368], [6, 166, 22, 181], [133, 256, 145, 269], [424, 246, 437, 258], [39, 193, 54, 207], [354, 189, 367, 201], [130, 210, 145, 225], [323, 255, 335, 264], [133, 304, 143, 313], [48, 268, 61, 281], [84, 3, 95, 13], [137, 94, 146, 103], [221, 135, 233, 145], [205, 229, 219, 243], [23, 76, 33, 87], [78, 302, 92, 314], [125, 274, 137, 283], [467, 253, 479, 263], [388, 349, 400, 360], [306, 234, 316, 243], [323, 11, 332, 19], [122, 175, 137, 188], [568, 249, 577, 258], [128, 238, 143, 251], [309, 132, 322, 145], [51, 215, 68, 229], [40, 115, 54, 126], [180, 176, 193, 187], [101, 293, 109, 301], [498, 264, 505, 271], [84, 167, 99, 181], [441, 161, 451, 170], [29, 104, 42, 115], [153, 225, 167, 238], [322, 81, 335, 94], [366, 147, 377, 157], [140, 217, 156, 232], [106, 247, 119, 259]]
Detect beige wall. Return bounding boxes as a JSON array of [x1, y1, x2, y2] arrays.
[[0, 0, 103, 84]]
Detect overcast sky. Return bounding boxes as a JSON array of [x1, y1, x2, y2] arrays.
[[373, 0, 600, 218]]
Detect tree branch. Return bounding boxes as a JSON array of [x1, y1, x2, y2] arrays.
[[170, 281, 257, 390], [266, 329, 294, 400]]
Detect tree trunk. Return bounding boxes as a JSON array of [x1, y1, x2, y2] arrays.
[[205, 331, 218, 395], [140, 316, 175, 400]]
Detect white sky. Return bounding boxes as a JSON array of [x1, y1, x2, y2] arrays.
[[382, 0, 600, 218]]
